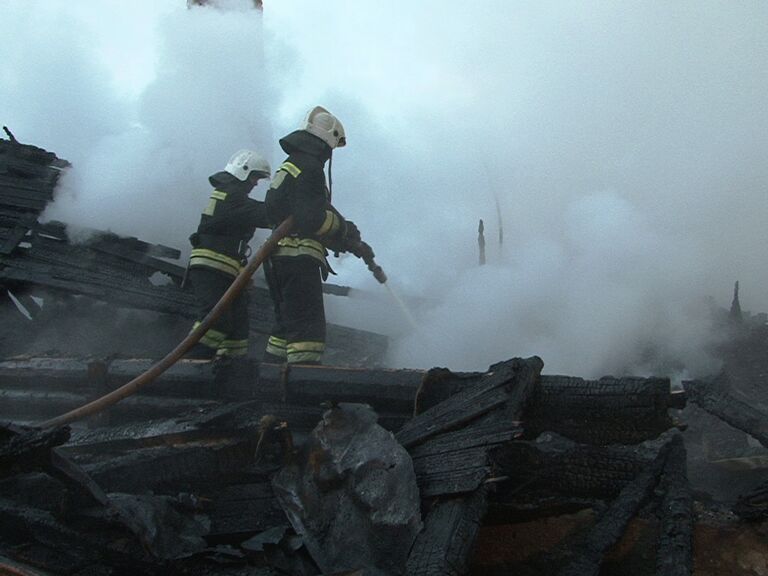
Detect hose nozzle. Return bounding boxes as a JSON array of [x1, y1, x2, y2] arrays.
[[350, 240, 387, 284], [368, 262, 387, 284]]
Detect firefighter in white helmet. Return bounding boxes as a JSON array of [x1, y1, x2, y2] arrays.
[[263, 106, 362, 365], [185, 149, 271, 362]]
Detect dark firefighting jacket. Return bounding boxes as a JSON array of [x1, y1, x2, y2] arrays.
[[188, 171, 269, 277], [265, 130, 348, 272]]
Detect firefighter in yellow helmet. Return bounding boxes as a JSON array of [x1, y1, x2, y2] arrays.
[[263, 106, 361, 365], [186, 149, 271, 361]]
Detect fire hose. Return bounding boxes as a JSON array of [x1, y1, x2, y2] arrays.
[[39, 218, 388, 429], [38, 217, 295, 429]]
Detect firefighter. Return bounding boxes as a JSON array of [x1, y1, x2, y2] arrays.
[[263, 106, 361, 365], [186, 149, 271, 361]]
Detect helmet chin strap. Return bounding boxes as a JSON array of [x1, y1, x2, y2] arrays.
[[327, 150, 333, 202]]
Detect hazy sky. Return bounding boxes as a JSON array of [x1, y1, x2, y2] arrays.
[[2, 0, 767, 378]]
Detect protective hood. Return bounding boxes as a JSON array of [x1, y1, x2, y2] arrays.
[[208, 171, 253, 194], [279, 130, 332, 163]]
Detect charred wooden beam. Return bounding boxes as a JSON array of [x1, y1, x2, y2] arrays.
[[0, 497, 158, 576], [0, 423, 70, 478], [65, 400, 267, 452], [409, 412, 522, 497], [2, 388, 218, 426], [684, 377, 768, 449], [82, 439, 263, 496], [397, 357, 543, 449], [0, 356, 678, 444], [526, 375, 678, 445], [492, 432, 659, 500], [405, 486, 489, 576], [257, 362, 426, 412], [655, 434, 693, 576], [207, 480, 285, 539], [556, 437, 672, 576]]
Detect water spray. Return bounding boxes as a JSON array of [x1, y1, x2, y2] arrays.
[[348, 238, 419, 332]]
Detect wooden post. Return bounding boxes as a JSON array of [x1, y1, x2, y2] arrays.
[[478, 219, 486, 266]]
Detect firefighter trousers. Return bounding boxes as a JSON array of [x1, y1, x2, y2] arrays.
[[187, 267, 249, 359], [264, 256, 326, 365]]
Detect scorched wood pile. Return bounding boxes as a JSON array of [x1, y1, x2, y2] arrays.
[[0, 353, 745, 576]]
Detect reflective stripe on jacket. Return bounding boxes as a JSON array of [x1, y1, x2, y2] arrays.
[[269, 158, 343, 268], [189, 180, 267, 276]]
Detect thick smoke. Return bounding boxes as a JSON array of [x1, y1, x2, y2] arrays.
[[3, 1, 767, 378], [3, 0, 275, 246]]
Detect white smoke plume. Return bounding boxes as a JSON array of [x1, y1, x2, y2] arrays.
[[3, 1, 767, 378]]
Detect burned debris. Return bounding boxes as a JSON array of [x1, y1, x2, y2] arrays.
[[2, 351, 768, 573], [0, 354, 701, 575], [1, 136, 768, 574]]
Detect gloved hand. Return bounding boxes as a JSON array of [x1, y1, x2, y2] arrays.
[[350, 240, 375, 262], [342, 219, 361, 245]]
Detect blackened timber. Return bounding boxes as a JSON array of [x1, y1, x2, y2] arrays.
[[409, 413, 522, 497], [557, 438, 672, 576], [0, 498, 159, 575], [88, 241, 186, 282], [66, 400, 265, 451], [405, 486, 489, 576], [257, 362, 425, 411], [82, 440, 261, 494], [2, 388, 217, 426], [396, 357, 543, 449], [0, 357, 214, 394], [655, 434, 693, 576], [0, 423, 70, 477], [527, 375, 676, 445], [0, 213, 36, 255], [84, 232, 182, 260], [684, 377, 768, 448], [493, 433, 658, 500], [534, 375, 676, 416], [208, 480, 285, 538], [0, 498, 123, 575]]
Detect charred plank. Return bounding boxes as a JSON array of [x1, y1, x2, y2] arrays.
[[208, 480, 285, 538], [493, 433, 661, 500], [396, 357, 543, 449], [256, 362, 425, 411], [409, 413, 522, 497], [526, 375, 677, 445], [684, 376, 768, 448], [0, 497, 157, 575], [0, 423, 70, 478], [405, 486, 489, 576], [655, 434, 693, 576]]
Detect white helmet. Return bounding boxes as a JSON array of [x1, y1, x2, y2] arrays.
[[224, 149, 271, 181], [301, 106, 346, 149]]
